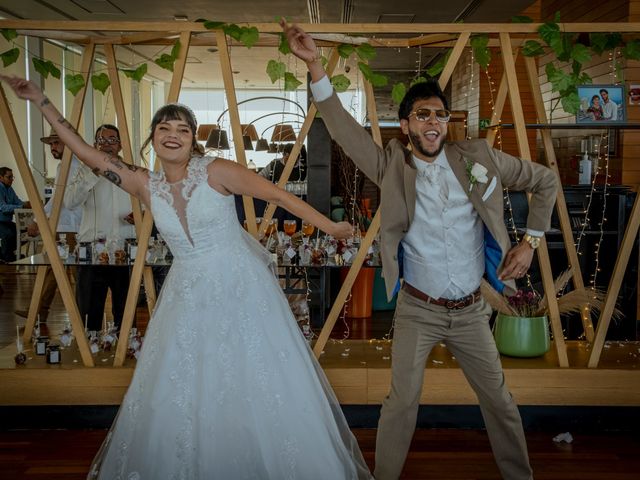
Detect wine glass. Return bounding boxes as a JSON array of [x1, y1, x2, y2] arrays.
[[283, 219, 297, 237], [265, 218, 278, 236], [301, 220, 315, 237]]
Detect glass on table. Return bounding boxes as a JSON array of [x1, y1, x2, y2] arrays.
[[283, 219, 297, 236], [301, 220, 315, 237], [265, 218, 278, 236]]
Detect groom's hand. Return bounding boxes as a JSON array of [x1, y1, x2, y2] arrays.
[[498, 242, 534, 281], [280, 18, 318, 64]]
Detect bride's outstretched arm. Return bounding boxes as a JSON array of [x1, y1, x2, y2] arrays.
[[210, 159, 353, 239], [0, 75, 148, 200]]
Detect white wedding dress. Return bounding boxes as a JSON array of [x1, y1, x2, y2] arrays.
[[89, 156, 371, 480]]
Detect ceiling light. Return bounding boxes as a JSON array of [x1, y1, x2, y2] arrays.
[[173, 15, 188, 21]]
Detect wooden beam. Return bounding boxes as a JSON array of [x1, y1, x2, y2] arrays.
[[2, 20, 640, 34], [113, 31, 193, 367], [216, 30, 258, 238], [499, 32, 568, 367], [587, 194, 640, 367], [438, 32, 471, 89], [0, 86, 94, 367], [523, 55, 595, 342], [22, 267, 47, 345]]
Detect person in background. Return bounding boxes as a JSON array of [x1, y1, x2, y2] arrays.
[[587, 95, 604, 121], [64, 124, 135, 332], [14, 130, 82, 321], [258, 143, 306, 183], [0, 167, 31, 262], [600, 88, 619, 121]]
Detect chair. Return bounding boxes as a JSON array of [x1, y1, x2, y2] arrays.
[[14, 208, 41, 260]]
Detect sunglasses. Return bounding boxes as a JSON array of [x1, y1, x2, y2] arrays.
[[96, 137, 121, 145], [408, 108, 451, 123]]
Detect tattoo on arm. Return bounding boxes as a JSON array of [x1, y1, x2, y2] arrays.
[[56, 116, 78, 135], [40, 97, 50, 107], [106, 154, 140, 172], [102, 169, 122, 187]]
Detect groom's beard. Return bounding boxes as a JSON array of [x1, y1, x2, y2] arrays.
[[409, 129, 445, 159]]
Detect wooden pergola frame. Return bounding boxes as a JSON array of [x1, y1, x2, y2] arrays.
[[1, 21, 638, 371]]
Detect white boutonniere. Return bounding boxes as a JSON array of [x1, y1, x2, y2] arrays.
[[465, 160, 489, 191]]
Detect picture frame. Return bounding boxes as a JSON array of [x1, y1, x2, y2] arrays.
[[576, 84, 626, 124]]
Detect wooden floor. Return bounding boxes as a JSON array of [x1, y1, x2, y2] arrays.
[[1, 428, 639, 479]]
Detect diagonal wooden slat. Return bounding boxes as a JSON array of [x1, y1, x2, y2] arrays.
[[113, 30, 193, 367], [499, 32, 568, 367], [0, 86, 94, 366], [216, 30, 259, 239], [523, 55, 594, 342]]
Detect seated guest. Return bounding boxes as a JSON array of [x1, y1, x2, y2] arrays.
[[0, 166, 30, 262]]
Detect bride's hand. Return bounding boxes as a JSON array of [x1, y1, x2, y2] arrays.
[[0, 74, 44, 102], [332, 221, 354, 240]]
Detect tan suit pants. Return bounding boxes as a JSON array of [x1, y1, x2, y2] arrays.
[[374, 288, 533, 480]]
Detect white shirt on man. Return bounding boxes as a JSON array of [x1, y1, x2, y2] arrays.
[[602, 99, 619, 121], [41, 156, 83, 233], [64, 163, 135, 243]]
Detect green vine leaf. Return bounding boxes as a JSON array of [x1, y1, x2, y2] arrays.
[[479, 118, 491, 129], [266, 59, 286, 83], [223, 24, 243, 41], [64, 73, 85, 96], [170, 40, 181, 59], [470, 34, 491, 70], [155, 53, 176, 71], [357, 62, 388, 87], [0, 28, 18, 42], [522, 40, 545, 57], [511, 15, 533, 23], [560, 89, 580, 115], [122, 63, 147, 82], [355, 43, 376, 61], [538, 20, 560, 46], [239, 26, 259, 48], [391, 82, 407, 105], [622, 39, 640, 60], [320, 56, 328, 68], [0, 48, 19, 67], [337, 44, 355, 59], [550, 33, 574, 62], [32, 58, 60, 79], [330, 74, 351, 92], [426, 49, 452, 78], [283, 72, 302, 91], [545, 63, 572, 93], [570, 43, 590, 65], [604, 33, 623, 50], [410, 76, 427, 87], [278, 33, 291, 55], [200, 20, 226, 30], [91, 73, 111, 94]]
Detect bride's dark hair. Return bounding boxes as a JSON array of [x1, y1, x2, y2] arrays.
[[140, 103, 205, 160]]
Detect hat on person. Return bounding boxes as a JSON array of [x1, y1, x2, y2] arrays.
[[40, 129, 60, 144]]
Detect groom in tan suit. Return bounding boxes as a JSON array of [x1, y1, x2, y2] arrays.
[[284, 21, 557, 480]]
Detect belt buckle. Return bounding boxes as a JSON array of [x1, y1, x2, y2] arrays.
[[446, 299, 463, 309]]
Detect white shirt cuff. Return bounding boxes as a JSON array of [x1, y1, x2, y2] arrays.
[[526, 229, 544, 237], [309, 75, 333, 103]]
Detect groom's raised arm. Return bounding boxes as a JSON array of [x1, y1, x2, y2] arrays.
[[282, 20, 391, 186]]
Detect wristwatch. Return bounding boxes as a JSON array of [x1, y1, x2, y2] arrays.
[[523, 233, 541, 249]]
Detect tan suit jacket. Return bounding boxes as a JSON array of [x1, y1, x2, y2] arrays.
[[315, 92, 559, 300]]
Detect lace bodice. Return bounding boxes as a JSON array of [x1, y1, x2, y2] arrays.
[[148, 157, 239, 261]]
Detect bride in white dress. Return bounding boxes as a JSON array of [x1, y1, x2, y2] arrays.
[[2, 75, 372, 480]]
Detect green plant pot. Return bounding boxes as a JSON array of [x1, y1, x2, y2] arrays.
[[493, 313, 550, 358]]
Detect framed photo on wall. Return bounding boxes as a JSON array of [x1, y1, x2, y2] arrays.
[[576, 85, 626, 124]]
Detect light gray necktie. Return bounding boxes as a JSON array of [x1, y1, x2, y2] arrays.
[[421, 163, 448, 204]]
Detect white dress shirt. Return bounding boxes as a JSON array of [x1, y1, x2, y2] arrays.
[[41, 156, 83, 233], [64, 163, 135, 242], [602, 100, 619, 121], [402, 152, 484, 299]]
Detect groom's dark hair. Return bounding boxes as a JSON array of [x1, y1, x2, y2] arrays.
[[398, 80, 449, 121]]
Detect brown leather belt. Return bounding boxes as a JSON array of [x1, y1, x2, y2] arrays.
[[402, 283, 481, 310]]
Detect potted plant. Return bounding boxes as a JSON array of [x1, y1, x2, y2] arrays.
[[481, 270, 622, 357]]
